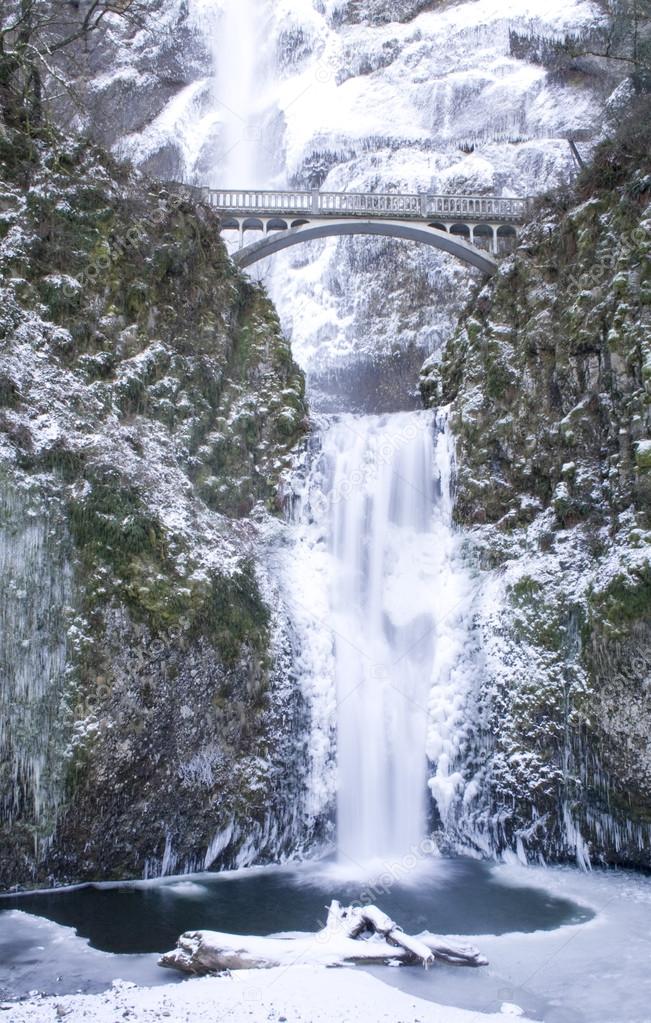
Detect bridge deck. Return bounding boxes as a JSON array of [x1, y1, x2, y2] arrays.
[[185, 186, 531, 224]]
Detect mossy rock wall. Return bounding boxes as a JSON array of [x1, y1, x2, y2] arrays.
[[0, 126, 313, 887], [421, 127, 651, 867]]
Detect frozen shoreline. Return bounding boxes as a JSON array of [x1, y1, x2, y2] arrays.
[[4, 964, 533, 1023]]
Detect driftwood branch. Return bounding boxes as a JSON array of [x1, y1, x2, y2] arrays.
[[325, 900, 435, 966], [159, 900, 488, 975]]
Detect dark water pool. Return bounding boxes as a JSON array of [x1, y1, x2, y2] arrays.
[[0, 856, 592, 956]]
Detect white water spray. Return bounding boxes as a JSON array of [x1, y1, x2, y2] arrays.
[[286, 411, 474, 864], [189, 0, 273, 189]]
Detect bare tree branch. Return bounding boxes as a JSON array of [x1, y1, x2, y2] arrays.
[[0, 0, 152, 127]]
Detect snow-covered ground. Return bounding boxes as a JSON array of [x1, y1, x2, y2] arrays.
[[4, 965, 535, 1023], [4, 863, 651, 1023]]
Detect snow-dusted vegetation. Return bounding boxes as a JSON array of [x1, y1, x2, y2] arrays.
[[0, 114, 314, 884]]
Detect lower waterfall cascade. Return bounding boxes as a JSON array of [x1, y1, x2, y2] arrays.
[[280, 410, 478, 863]]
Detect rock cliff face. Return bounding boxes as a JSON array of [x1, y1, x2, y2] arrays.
[[421, 116, 651, 866], [0, 122, 313, 887]]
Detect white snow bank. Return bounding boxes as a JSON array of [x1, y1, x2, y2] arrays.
[[6, 963, 533, 1023], [470, 863, 651, 1023]]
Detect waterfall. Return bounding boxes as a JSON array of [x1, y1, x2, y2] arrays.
[[214, 0, 262, 187], [331, 413, 436, 863], [282, 410, 475, 865], [190, 0, 274, 189], [151, 1, 484, 863]]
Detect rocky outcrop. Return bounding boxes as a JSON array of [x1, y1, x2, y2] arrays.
[[0, 120, 313, 888], [331, 1, 443, 27], [421, 112, 651, 867], [55, 0, 208, 170]]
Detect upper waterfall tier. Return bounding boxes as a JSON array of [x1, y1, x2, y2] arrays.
[[112, 0, 603, 380]]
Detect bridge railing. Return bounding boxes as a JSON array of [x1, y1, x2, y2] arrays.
[[426, 195, 530, 221], [200, 189, 314, 214], [182, 186, 532, 224], [317, 192, 422, 216]]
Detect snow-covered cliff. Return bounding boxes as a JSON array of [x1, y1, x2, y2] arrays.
[[79, 0, 605, 409], [0, 116, 315, 887], [421, 123, 651, 866]]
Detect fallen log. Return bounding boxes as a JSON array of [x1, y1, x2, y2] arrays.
[[326, 901, 434, 966], [420, 935, 488, 967], [159, 901, 488, 975]]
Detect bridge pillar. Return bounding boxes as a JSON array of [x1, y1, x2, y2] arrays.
[[312, 189, 320, 214], [419, 194, 428, 217], [238, 220, 244, 249]]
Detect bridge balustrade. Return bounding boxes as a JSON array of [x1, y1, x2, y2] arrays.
[[317, 192, 422, 216], [426, 196, 529, 221], [204, 190, 313, 214], [194, 187, 530, 224]]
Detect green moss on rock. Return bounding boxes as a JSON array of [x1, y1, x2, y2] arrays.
[[422, 106, 651, 868], [0, 115, 310, 889]]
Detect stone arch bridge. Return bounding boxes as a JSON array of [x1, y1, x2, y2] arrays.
[[180, 187, 533, 276]]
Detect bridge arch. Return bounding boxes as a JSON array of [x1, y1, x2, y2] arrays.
[[450, 223, 471, 240], [242, 217, 265, 233], [472, 223, 494, 250], [497, 224, 518, 253], [231, 218, 499, 275]]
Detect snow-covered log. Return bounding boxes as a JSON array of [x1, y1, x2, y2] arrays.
[[420, 935, 488, 967], [320, 901, 432, 966], [159, 901, 488, 975], [325, 899, 367, 939]]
